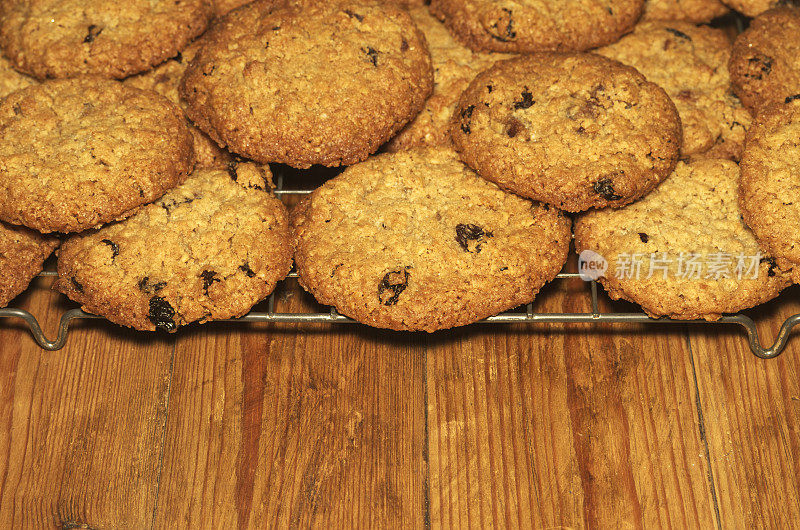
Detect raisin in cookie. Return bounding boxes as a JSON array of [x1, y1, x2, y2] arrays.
[[291, 148, 572, 332], [0, 52, 35, 99], [598, 22, 750, 160], [730, 7, 800, 114], [575, 159, 790, 320], [55, 163, 292, 332], [641, 0, 729, 21], [386, 8, 508, 152], [180, 1, 433, 168], [125, 41, 230, 169], [429, 0, 644, 53], [739, 95, 800, 283], [451, 53, 682, 212], [0, 0, 214, 80], [0, 222, 59, 308], [0, 78, 194, 233]]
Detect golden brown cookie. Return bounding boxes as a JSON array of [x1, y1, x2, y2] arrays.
[[386, 8, 507, 152], [598, 22, 750, 160], [0, 78, 195, 233], [0, 222, 59, 308], [739, 95, 800, 283], [383, 0, 428, 6], [124, 41, 230, 169], [641, 0, 730, 22], [721, 0, 787, 16], [212, 0, 424, 17], [291, 148, 572, 332], [0, 0, 215, 80], [55, 163, 292, 332], [575, 159, 790, 320], [730, 7, 800, 114], [180, 1, 433, 168], [0, 52, 35, 99], [429, 0, 644, 53], [213, 0, 254, 16], [451, 53, 682, 212]]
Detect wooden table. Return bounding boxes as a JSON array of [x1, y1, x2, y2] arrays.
[[1, 268, 799, 528]]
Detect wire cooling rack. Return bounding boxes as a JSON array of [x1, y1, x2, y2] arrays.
[[0, 13, 789, 356], [1, 180, 799, 358], [2, 269, 799, 357]]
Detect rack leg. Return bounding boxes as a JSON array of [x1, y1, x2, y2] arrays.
[[0, 308, 91, 351], [728, 314, 800, 359]]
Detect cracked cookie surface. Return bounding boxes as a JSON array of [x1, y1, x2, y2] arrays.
[[450, 53, 682, 212], [55, 163, 292, 332], [739, 96, 800, 283], [180, 0, 433, 168], [575, 159, 791, 320], [730, 7, 800, 114], [0, 222, 59, 308], [0, 78, 195, 233], [291, 148, 572, 332], [598, 22, 750, 160], [0, 0, 214, 79], [429, 0, 644, 53]]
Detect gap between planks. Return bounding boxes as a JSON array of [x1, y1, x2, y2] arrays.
[[684, 330, 723, 530]]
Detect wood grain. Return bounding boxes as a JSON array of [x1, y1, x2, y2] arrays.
[[689, 285, 800, 528], [424, 277, 718, 528], [7, 13, 797, 530], [425, 322, 584, 528], [152, 283, 427, 528], [2, 273, 800, 528], [0, 278, 174, 529]]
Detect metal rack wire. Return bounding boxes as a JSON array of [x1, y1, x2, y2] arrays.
[[1, 183, 799, 357], [2, 15, 793, 356], [2, 269, 799, 357]]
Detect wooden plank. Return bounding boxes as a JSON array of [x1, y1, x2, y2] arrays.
[[689, 285, 800, 528], [0, 278, 174, 528], [6, 264, 800, 528], [153, 282, 428, 528], [425, 277, 717, 528], [563, 300, 716, 528], [425, 318, 585, 527]]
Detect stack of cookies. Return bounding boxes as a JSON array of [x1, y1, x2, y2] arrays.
[[0, 0, 798, 333]]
